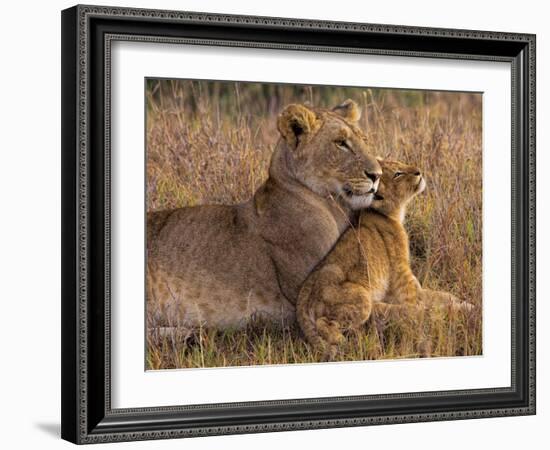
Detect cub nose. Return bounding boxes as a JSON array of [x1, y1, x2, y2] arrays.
[[414, 171, 421, 176], [364, 171, 380, 182]]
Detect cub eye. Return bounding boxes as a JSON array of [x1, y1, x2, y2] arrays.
[[335, 139, 350, 151], [393, 172, 404, 179]]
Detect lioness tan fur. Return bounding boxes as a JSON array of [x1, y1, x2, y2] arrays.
[[147, 100, 382, 329], [296, 159, 467, 358]]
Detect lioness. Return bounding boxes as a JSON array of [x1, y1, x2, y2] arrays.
[[296, 159, 468, 358], [147, 100, 382, 329]]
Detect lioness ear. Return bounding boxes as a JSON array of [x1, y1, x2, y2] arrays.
[[332, 99, 361, 122], [277, 104, 318, 149]]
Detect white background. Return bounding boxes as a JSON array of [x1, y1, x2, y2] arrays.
[[112, 42, 511, 408], [0, 0, 546, 449]]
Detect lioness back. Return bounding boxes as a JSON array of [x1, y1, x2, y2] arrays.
[[147, 203, 291, 328]]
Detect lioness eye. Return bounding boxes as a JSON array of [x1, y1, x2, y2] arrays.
[[393, 172, 404, 179], [335, 140, 350, 151]]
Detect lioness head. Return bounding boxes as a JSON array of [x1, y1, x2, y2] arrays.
[[277, 99, 382, 210], [369, 159, 426, 222]]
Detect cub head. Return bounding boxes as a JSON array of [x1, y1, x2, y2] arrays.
[[369, 159, 426, 222], [277, 99, 382, 210]]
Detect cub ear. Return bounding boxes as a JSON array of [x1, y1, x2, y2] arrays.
[[277, 104, 318, 149], [332, 99, 361, 122]]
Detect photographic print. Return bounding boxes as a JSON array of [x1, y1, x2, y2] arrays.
[[145, 79, 482, 369]]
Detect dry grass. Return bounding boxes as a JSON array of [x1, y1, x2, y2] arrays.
[[146, 79, 482, 369]]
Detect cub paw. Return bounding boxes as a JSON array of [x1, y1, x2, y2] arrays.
[[316, 317, 345, 345]]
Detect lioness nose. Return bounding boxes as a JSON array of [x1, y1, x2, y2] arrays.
[[414, 171, 421, 176], [365, 171, 380, 182]]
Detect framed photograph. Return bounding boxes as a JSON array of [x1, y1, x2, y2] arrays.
[[61, 4, 536, 444]]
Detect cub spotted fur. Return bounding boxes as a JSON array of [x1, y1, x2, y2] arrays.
[[296, 159, 468, 358]]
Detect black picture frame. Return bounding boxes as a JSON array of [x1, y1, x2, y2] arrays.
[[61, 4, 536, 444]]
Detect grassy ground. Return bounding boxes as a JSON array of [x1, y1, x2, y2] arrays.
[[146, 79, 482, 369]]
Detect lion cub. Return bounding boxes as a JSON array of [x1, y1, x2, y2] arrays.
[[297, 159, 465, 358]]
